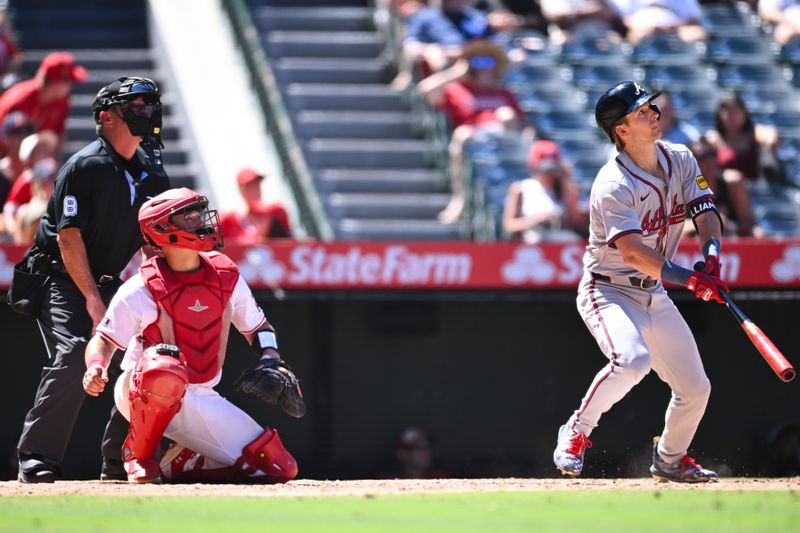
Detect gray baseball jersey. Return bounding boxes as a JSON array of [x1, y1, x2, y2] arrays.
[[583, 140, 714, 278], [565, 140, 715, 464]]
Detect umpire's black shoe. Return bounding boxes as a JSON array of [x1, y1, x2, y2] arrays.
[[18, 452, 60, 483], [100, 457, 127, 481]]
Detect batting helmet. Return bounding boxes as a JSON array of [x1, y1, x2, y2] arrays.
[[595, 81, 661, 142], [93, 76, 163, 141], [138, 188, 223, 252]]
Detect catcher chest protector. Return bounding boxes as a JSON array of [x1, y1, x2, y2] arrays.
[[141, 252, 239, 383]]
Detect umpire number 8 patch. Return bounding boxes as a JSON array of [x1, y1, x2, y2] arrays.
[[63, 195, 78, 217]]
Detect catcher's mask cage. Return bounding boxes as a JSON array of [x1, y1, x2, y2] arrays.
[[595, 80, 661, 142], [138, 188, 223, 252], [93, 76, 164, 146]]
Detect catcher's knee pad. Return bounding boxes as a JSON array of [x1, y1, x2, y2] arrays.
[[123, 346, 189, 466], [238, 428, 298, 483]]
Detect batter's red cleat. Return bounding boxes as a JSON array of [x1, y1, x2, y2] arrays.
[[553, 424, 592, 477], [649, 437, 717, 483], [125, 458, 162, 484]]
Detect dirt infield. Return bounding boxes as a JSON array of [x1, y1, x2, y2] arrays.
[[0, 478, 797, 497]]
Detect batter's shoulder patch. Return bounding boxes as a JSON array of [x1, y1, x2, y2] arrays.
[[695, 174, 709, 190]]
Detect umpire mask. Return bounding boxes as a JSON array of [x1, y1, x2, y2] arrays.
[[93, 77, 163, 142]]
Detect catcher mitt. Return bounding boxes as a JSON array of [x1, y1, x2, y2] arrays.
[[234, 358, 305, 418]]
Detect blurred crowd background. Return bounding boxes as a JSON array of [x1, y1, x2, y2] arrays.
[[4, 0, 800, 244]]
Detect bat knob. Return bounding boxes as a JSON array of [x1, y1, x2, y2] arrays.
[[694, 261, 705, 272]]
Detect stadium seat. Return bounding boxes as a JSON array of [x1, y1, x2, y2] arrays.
[[570, 64, 640, 91], [513, 86, 586, 113], [531, 110, 595, 138], [559, 35, 629, 66], [505, 30, 555, 66], [708, 35, 777, 65], [644, 64, 715, 90], [716, 64, 787, 90], [700, 2, 761, 38], [633, 34, 706, 66], [780, 35, 800, 65], [668, 87, 720, 116], [558, 137, 605, 161], [504, 63, 567, 89], [736, 86, 794, 115]]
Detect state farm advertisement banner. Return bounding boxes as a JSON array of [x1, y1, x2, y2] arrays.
[[2, 239, 800, 290]]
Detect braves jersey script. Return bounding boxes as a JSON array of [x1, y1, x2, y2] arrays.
[[97, 274, 266, 387], [583, 140, 714, 277]]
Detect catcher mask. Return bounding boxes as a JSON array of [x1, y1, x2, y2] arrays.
[[139, 188, 223, 252]]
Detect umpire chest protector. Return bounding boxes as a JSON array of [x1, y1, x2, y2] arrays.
[[140, 251, 239, 383]]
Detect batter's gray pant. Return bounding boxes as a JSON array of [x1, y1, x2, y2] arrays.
[[569, 276, 711, 463]]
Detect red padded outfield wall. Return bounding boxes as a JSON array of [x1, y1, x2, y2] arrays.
[[1, 237, 800, 289]]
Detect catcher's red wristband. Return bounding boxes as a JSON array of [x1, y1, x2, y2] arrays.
[[86, 354, 106, 369]]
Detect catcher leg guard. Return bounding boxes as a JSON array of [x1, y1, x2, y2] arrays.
[[239, 428, 298, 483], [122, 349, 188, 483], [161, 429, 297, 484]]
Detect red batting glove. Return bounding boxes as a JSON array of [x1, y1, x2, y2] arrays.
[[686, 271, 729, 304], [702, 255, 722, 278]]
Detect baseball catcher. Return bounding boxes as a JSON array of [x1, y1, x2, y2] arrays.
[[81, 187, 304, 484]]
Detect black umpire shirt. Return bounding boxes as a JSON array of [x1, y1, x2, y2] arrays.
[[34, 136, 171, 278]]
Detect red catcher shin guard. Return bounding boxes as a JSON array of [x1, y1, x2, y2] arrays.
[[238, 428, 298, 483], [122, 351, 189, 483], [162, 429, 298, 484]]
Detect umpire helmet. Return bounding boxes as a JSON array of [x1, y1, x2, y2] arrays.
[[138, 188, 223, 252], [595, 81, 661, 142], [93, 76, 163, 142]]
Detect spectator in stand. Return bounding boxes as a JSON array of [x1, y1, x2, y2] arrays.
[[0, 112, 33, 233], [418, 39, 532, 223], [403, 0, 497, 77], [541, 0, 622, 45], [476, 0, 549, 34], [0, 9, 23, 89], [393, 428, 449, 479], [759, 0, 800, 45], [382, 0, 430, 90], [767, 423, 800, 476], [685, 136, 760, 237], [610, 0, 707, 44], [654, 90, 700, 146], [0, 111, 33, 184], [13, 157, 58, 245], [3, 130, 59, 238], [0, 51, 86, 156], [706, 91, 783, 183], [502, 139, 584, 242], [220, 167, 292, 245]]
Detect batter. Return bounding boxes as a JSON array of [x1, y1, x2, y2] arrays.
[[553, 81, 728, 483]]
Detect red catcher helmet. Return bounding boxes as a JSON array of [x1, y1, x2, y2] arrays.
[[138, 188, 223, 251]]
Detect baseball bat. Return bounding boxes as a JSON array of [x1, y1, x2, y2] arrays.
[[694, 261, 795, 382]]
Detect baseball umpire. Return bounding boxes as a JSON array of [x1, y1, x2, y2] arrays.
[[11, 77, 170, 483], [552, 81, 727, 483]]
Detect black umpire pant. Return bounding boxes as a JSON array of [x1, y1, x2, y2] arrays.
[[17, 274, 128, 469]]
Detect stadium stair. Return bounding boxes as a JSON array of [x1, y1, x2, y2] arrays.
[[248, 0, 460, 240], [10, 0, 196, 189]]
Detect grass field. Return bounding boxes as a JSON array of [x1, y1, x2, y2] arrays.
[[1, 489, 798, 533]]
